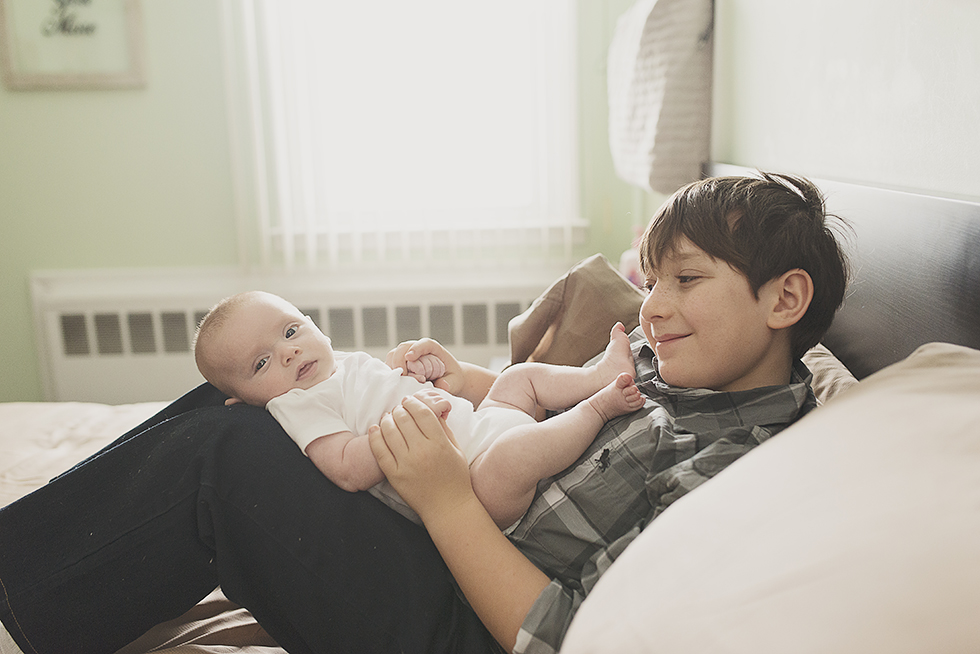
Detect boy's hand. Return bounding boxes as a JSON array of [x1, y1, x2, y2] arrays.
[[368, 395, 472, 522], [405, 353, 446, 384], [387, 338, 465, 396]]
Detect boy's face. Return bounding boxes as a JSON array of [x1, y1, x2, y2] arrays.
[[208, 294, 336, 406], [640, 237, 787, 392]]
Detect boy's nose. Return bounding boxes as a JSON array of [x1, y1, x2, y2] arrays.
[[640, 284, 669, 321]]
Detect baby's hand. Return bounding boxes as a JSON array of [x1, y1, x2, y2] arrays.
[[412, 388, 453, 421], [387, 338, 463, 394], [405, 353, 447, 384]]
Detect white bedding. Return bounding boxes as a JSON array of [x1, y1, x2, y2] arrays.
[[0, 401, 166, 507]]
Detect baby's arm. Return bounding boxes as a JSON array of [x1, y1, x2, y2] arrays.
[[387, 338, 498, 406], [305, 429, 385, 493], [304, 389, 453, 493], [301, 381, 455, 494], [302, 386, 453, 493]]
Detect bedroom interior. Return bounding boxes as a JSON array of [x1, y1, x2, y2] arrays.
[[1, 0, 978, 653], [1, 0, 657, 405]]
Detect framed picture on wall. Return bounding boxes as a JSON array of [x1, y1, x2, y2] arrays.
[[0, 0, 145, 90]]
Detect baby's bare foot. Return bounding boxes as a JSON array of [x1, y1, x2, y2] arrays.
[[595, 322, 636, 385], [588, 372, 644, 423]]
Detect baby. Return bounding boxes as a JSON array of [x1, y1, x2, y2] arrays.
[[193, 291, 644, 528]]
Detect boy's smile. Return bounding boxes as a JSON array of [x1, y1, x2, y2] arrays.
[[640, 238, 791, 392]]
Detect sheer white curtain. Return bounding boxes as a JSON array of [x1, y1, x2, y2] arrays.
[[221, 0, 582, 270]]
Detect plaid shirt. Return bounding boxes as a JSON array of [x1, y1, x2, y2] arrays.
[[508, 330, 816, 653]]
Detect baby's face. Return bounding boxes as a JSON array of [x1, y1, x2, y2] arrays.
[[210, 294, 336, 406]]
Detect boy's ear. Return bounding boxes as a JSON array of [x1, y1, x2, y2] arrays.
[[767, 269, 813, 330], [224, 396, 244, 406]]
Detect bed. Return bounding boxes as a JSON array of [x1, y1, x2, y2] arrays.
[[2, 165, 978, 653]]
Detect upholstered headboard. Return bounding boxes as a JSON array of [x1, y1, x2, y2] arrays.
[[705, 163, 980, 379]]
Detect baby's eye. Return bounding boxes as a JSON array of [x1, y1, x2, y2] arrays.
[[285, 326, 297, 338], [255, 357, 268, 372]]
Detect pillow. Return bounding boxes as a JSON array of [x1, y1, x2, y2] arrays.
[[561, 342, 980, 654], [509, 253, 644, 367]]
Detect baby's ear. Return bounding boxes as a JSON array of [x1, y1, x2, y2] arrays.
[[224, 396, 244, 406], [767, 269, 813, 330]]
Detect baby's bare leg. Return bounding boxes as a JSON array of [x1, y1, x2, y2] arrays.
[[471, 372, 645, 529], [480, 322, 635, 417]]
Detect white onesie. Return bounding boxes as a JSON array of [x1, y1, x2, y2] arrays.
[[267, 351, 534, 522]]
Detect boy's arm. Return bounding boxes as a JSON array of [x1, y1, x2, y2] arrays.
[[305, 429, 385, 493], [387, 339, 498, 406], [369, 396, 549, 651]]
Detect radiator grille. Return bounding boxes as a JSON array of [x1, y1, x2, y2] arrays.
[[31, 267, 559, 404]]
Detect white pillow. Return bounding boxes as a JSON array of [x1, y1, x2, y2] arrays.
[[561, 342, 980, 654]]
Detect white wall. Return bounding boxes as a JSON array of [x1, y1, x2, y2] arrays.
[[712, 0, 980, 200]]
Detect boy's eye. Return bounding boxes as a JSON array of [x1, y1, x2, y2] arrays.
[[255, 357, 268, 372], [677, 275, 700, 284]]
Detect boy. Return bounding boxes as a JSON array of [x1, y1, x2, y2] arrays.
[[193, 292, 644, 528], [371, 171, 852, 653]]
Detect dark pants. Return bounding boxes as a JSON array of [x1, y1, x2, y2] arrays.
[[0, 384, 496, 654]]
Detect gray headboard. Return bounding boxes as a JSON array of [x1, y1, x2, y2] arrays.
[[705, 163, 980, 379]]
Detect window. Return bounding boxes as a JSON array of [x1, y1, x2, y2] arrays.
[[221, 0, 582, 270]]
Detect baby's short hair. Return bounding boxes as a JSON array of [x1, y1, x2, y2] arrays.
[[193, 291, 265, 388], [639, 172, 851, 359]]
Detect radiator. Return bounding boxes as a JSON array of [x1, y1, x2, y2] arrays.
[[31, 266, 561, 404]]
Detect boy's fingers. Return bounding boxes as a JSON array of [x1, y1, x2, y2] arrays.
[[388, 401, 430, 445], [368, 425, 396, 470], [378, 411, 413, 458], [385, 341, 418, 371]]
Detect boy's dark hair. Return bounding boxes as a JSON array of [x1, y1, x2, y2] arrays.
[[638, 172, 851, 359]]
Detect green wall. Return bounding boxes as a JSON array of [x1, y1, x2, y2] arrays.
[[578, 0, 663, 264], [0, 0, 655, 403]]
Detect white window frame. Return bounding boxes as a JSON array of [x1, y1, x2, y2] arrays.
[[220, 0, 583, 272]]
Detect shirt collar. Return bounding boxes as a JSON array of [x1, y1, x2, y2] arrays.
[[632, 334, 817, 428]]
